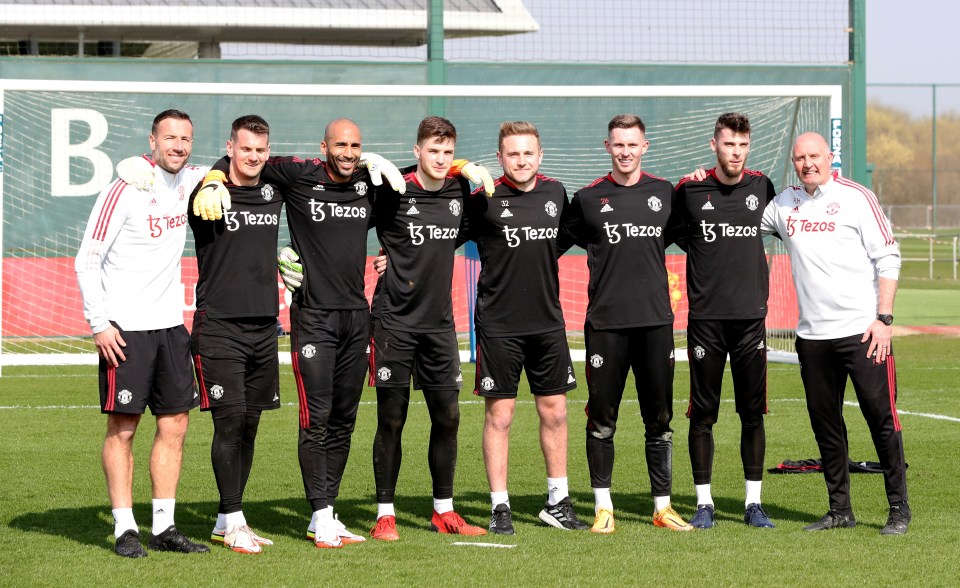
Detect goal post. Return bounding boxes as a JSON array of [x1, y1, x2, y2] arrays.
[[0, 79, 842, 368]]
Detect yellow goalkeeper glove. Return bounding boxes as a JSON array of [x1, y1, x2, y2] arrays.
[[277, 246, 303, 292], [450, 159, 495, 196], [359, 152, 406, 194], [193, 170, 231, 221], [116, 156, 156, 192]]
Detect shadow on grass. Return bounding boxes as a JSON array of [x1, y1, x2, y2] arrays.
[[8, 497, 409, 553]]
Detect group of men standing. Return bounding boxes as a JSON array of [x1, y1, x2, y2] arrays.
[[75, 107, 911, 558]]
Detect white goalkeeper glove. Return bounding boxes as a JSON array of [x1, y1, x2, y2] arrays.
[[277, 246, 303, 292], [359, 152, 406, 194], [193, 170, 232, 221], [116, 156, 156, 192], [451, 159, 496, 196]]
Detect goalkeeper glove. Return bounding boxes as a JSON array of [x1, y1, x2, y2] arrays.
[[359, 152, 406, 194], [277, 246, 303, 292], [193, 170, 231, 221], [450, 159, 496, 196], [116, 156, 156, 192]]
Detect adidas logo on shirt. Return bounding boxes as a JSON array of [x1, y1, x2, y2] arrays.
[[501, 209, 514, 218], [148, 198, 158, 206], [701, 201, 715, 210], [408, 205, 420, 215], [600, 203, 614, 213]]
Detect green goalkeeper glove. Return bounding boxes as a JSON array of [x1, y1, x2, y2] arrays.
[[278, 246, 303, 292], [359, 152, 406, 194], [193, 170, 231, 221], [450, 159, 496, 196], [116, 156, 156, 192]]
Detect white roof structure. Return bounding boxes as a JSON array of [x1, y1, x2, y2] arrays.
[[0, 0, 539, 45]]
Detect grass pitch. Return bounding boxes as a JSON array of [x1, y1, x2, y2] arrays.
[[2, 334, 959, 587]]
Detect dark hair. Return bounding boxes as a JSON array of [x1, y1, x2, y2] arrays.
[[152, 109, 192, 135], [714, 112, 751, 138], [417, 116, 457, 145], [607, 114, 645, 135], [231, 114, 270, 141]]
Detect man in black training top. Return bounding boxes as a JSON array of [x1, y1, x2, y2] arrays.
[[189, 115, 283, 554], [462, 121, 588, 535], [557, 114, 691, 534], [368, 116, 491, 540], [674, 112, 777, 529]]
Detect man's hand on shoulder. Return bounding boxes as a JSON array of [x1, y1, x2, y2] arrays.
[[450, 159, 496, 196], [194, 170, 231, 221], [360, 152, 406, 194], [116, 156, 156, 192]]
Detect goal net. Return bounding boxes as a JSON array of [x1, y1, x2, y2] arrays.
[[0, 80, 841, 367]]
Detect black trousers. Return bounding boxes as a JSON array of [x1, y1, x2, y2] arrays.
[[796, 334, 908, 513]]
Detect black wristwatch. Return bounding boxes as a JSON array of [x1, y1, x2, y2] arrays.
[[877, 314, 894, 326]]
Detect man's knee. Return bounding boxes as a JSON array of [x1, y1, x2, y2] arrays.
[[485, 397, 515, 432], [740, 412, 764, 430], [106, 413, 141, 442], [155, 411, 190, 441], [587, 418, 616, 440], [688, 411, 718, 434], [535, 395, 567, 430]]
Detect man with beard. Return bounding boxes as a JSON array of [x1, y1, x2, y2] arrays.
[[675, 112, 777, 529]]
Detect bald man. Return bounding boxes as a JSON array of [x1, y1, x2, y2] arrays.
[[761, 132, 910, 535]]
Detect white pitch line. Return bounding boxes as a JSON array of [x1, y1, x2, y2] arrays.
[[843, 400, 960, 423], [3, 398, 959, 423], [451, 542, 517, 549]]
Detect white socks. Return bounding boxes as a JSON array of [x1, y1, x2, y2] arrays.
[[653, 496, 671, 512], [376, 503, 396, 519], [112, 508, 137, 539], [695, 484, 714, 507], [433, 497, 453, 514], [151, 498, 175, 535], [491, 490, 510, 511], [745, 480, 763, 506], [593, 488, 613, 512], [547, 477, 569, 506]]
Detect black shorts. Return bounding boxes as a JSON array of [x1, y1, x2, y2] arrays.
[[686, 317, 768, 418], [369, 319, 462, 391], [99, 323, 197, 415], [191, 313, 280, 413], [474, 329, 576, 398]]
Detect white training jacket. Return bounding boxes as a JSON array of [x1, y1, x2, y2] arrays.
[[761, 171, 900, 340], [75, 159, 207, 334]]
